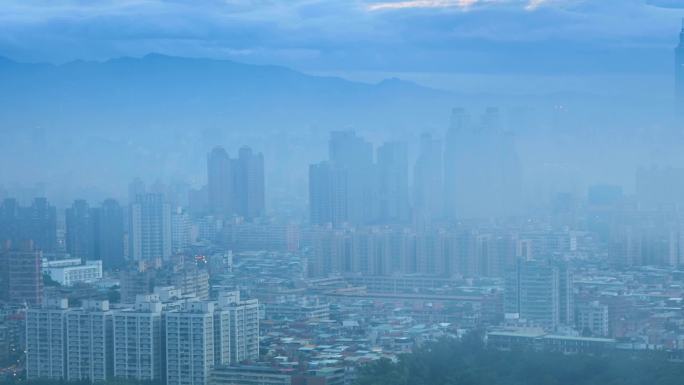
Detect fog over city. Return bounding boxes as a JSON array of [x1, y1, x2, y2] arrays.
[[3, 1, 684, 385], [2, 0, 684, 211]]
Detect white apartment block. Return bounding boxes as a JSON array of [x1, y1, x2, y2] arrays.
[[65, 300, 112, 382], [43, 259, 103, 286], [576, 301, 610, 337], [25, 292, 260, 385], [224, 298, 260, 363], [26, 298, 69, 381], [112, 295, 164, 382], [165, 301, 216, 385], [172, 207, 192, 253]]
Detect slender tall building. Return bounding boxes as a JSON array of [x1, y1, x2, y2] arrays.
[[66, 200, 95, 260], [309, 162, 348, 227], [128, 178, 147, 205], [443, 108, 471, 219], [171, 207, 191, 253], [676, 19, 684, 115], [129, 193, 172, 262], [413, 133, 443, 222], [328, 131, 374, 225], [95, 199, 125, 269], [233, 146, 265, 220], [0, 198, 21, 247], [376, 141, 410, 223], [0, 241, 43, 306], [25, 198, 58, 252], [207, 147, 233, 216]]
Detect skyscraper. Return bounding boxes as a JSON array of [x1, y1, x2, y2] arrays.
[[66, 200, 95, 260], [233, 146, 265, 220], [676, 19, 684, 115], [207, 146, 233, 216], [171, 207, 191, 253], [443, 107, 471, 219], [94, 199, 125, 269], [128, 178, 146, 205], [0, 198, 21, 247], [0, 198, 57, 253], [443, 107, 522, 219], [413, 133, 443, 223], [309, 162, 348, 227], [376, 141, 409, 223], [0, 241, 44, 306], [30, 198, 58, 252], [129, 193, 172, 262], [328, 131, 374, 225]]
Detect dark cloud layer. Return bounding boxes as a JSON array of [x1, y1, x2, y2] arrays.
[[0, 0, 682, 75]]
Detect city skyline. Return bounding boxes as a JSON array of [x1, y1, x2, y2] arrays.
[[5, 2, 684, 385]]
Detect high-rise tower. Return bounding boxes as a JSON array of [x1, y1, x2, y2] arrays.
[[233, 146, 265, 220], [95, 199, 125, 269], [309, 161, 348, 227], [129, 193, 172, 262], [328, 131, 374, 225], [66, 199, 94, 260], [376, 141, 409, 223], [413, 133, 443, 223], [207, 147, 233, 216], [676, 19, 684, 115]]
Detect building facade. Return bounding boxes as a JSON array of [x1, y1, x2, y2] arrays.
[[112, 296, 164, 382], [129, 193, 172, 262], [65, 300, 112, 382], [25, 298, 69, 381]]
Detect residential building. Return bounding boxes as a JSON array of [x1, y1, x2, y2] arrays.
[[25, 298, 69, 381], [112, 295, 164, 382], [576, 301, 610, 337], [1, 241, 43, 306], [65, 300, 112, 382], [129, 193, 172, 262]]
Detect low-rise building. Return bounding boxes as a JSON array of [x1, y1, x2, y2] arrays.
[[211, 365, 293, 385], [43, 258, 103, 286], [576, 301, 609, 337], [487, 329, 615, 354]]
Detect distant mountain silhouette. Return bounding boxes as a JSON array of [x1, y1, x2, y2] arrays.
[[0, 54, 460, 203], [0, 53, 454, 137], [0, 54, 665, 205]]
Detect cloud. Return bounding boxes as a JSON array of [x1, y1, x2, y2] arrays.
[[0, 0, 682, 76], [525, 0, 547, 10], [367, 0, 479, 11], [647, 0, 684, 9], [366, 0, 564, 11]]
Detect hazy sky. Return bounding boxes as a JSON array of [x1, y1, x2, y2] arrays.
[[2, 1, 684, 203], [2, 0, 683, 76]]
